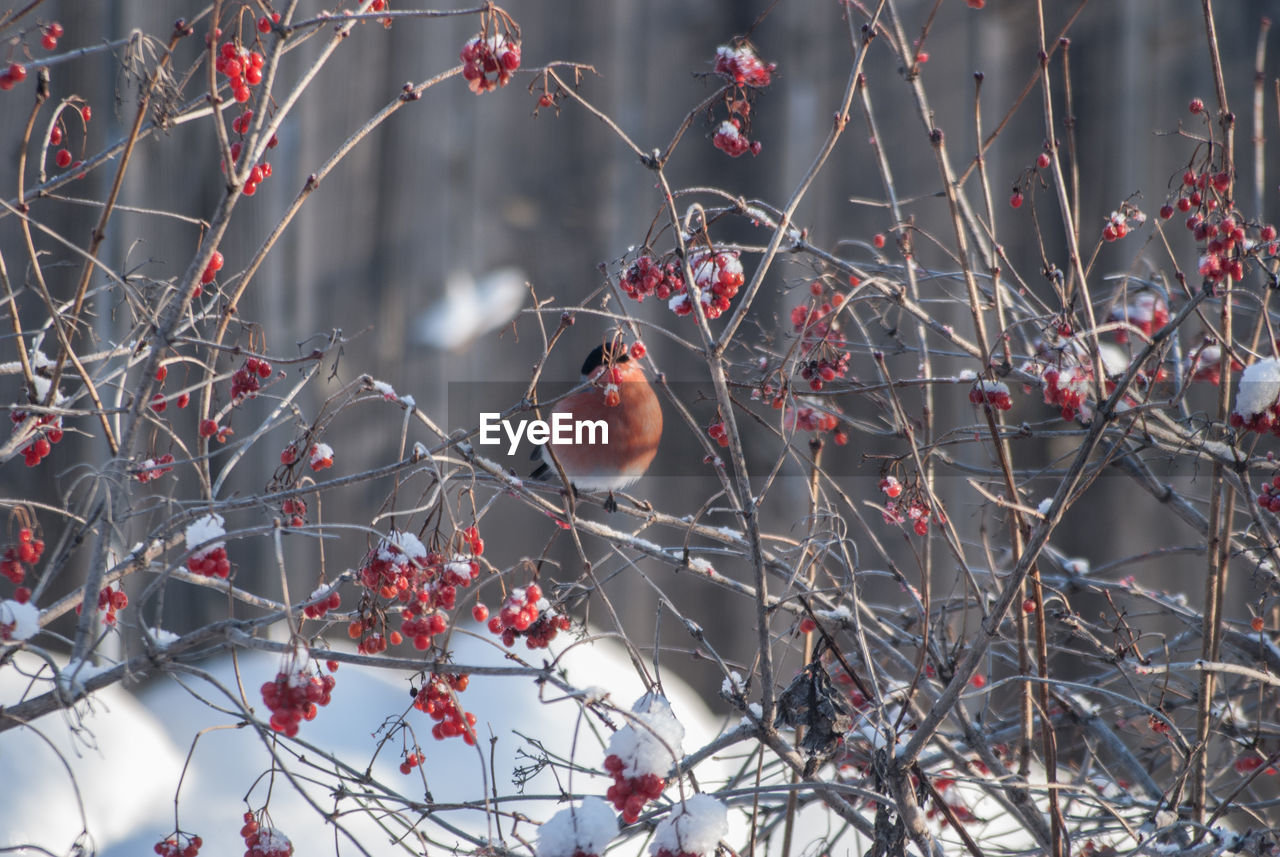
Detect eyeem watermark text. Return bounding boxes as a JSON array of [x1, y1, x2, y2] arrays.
[[478, 412, 608, 455]]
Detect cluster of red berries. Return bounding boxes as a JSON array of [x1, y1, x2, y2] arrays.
[[260, 662, 336, 737], [240, 813, 293, 857], [302, 586, 340, 619], [1101, 207, 1145, 242], [620, 255, 682, 302], [350, 531, 481, 653], [460, 34, 520, 93], [280, 497, 307, 527], [13, 410, 63, 467], [215, 40, 265, 103], [968, 380, 1012, 411], [1233, 754, 1276, 775], [1229, 359, 1280, 435], [604, 754, 665, 824], [670, 249, 745, 319], [1190, 211, 1265, 285], [3, 529, 43, 602], [198, 250, 224, 292], [231, 357, 272, 403], [714, 41, 775, 87], [187, 540, 230, 578], [413, 672, 478, 743], [1186, 343, 1240, 385], [784, 403, 847, 445], [1258, 475, 1280, 514], [712, 117, 761, 158], [75, 583, 127, 626], [879, 478, 939, 536], [398, 750, 425, 775], [308, 443, 334, 471], [1042, 363, 1093, 421], [136, 453, 175, 483], [198, 419, 234, 443], [706, 419, 730, 448], [790, 298, 851, 391], [0, 62, 27, 91], [484, 582, 570, 649], [154, 832, 202, 857], [924, 776, 979, 826], [40, 21, 64, 51], [1109, 291, 1170, 345]]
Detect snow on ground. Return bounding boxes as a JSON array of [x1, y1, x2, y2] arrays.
[[0, 627, 727, 856]]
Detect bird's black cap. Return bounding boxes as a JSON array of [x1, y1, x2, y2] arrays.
[[582, 342, 630, 375]]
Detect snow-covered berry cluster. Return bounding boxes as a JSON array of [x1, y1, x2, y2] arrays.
[[536, 796, 618, 857], [1186, 342, 1241, 385], [1101, 206, 1145, 242], [0, 598, 38, 641], [154, 832, 202, 857], [240, 813, 293, 857], [413, 672, 477, 743], [649, 794, 728, 857], [308, 442, 334, 471], [709, 42, 773, 157], [350, 529, 482, 653], [968, 379, 1012, 411], [1042, 363, 1093, 422], [604, 695, 684, 823], [302, 584, 340, 620], [1230, 357, 1280, 435], [260, 657, 336, 737], [1109, 291, 1169, 344], [185, 513, 231, 578], [620, 255, 682, 302], [136, 453, 175, 483], [460, 34, 520, 93], [231, 357, 272, 403], [670, 249, 745, 319], [484, 582, 570, 649], [714, 42, 775, 87], [712, 118, 760, 158]]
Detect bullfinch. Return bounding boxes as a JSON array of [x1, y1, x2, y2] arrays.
[[531, 342, 663, 502]]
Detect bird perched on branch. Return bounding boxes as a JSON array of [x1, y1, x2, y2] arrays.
[[531, 341, 663, 508]]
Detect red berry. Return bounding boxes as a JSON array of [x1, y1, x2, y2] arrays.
[[1036, 153, 1050, 169], [872, 233, 886, 249], [199, 419, 218, 438], [1251, 616, 1265, 632], [8, 63, 26, 82], [41, 34, 57, 50], [80, 105, 91, 122], [257, 17, 272, 33], [55, 148, 72, 168], [1189, 98, 1205, 115], [472, 604, 489, 622], [48, 22, 64, 37], [1159, 204, 1174, 219], [1009, 190, 1023, 209]]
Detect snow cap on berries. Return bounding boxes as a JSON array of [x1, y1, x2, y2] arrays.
[[184, 513, 226, 556], [536, 797, 618, 857], [0, 599, 39, 640], [649, 794, 728, 857], [606, 693, 686, 778], [378, 529, 427, 563], [1235, 357, 1280, 418]]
